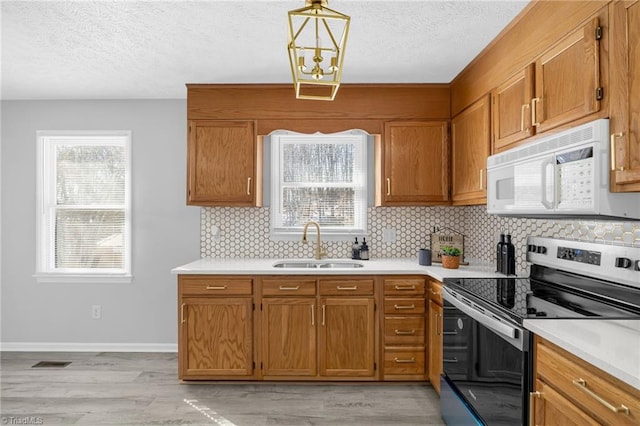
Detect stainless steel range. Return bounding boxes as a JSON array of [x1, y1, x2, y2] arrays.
[[440, 236, 640, 426]]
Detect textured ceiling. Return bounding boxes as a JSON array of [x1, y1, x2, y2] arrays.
[[1, 0, 530, 100]]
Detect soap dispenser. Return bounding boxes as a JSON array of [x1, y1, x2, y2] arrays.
[[359, 238, 370, 260], [351, 237, 360, 260]]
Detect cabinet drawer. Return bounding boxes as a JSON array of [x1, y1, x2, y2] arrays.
[[384, 350, 425, 375], [319, 279, 374, 296], [383, 278, 425, 295], [384, 316, 425, 346], [428, 281, 443, 304], [536, 338, 640, 426], [179, 276, 253, 296], [261, 279, 316, 296], [384, 298, 426, 314]]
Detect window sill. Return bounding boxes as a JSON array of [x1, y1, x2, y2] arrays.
[[33, 273, 133, 284]]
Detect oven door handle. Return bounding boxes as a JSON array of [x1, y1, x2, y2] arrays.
[[443, 287, 517, 340]]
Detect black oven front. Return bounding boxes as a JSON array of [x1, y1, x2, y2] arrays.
[[440, 285, 532, 426]]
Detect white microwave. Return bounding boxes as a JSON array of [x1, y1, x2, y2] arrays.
[[487, 118, 640, 219]]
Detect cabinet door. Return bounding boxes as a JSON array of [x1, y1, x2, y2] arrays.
[[533, 18, 601, 133], [532, 380, 600, 426], [179, 297, 253, 378], [378, 121, 449, 205], [187, 120, 259, 206], [261, 298, 317, 377], [451, 95, 491, 205], [428, 300, 443, 394], [319, 297, 375, 377], [492, 64, 535, 152], [610, 0, 640, 190]]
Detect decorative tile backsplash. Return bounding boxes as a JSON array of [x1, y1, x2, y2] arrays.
[[201, 205, 640, 274]]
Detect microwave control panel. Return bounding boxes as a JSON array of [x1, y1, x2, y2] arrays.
[[557, 156, 595, 209]]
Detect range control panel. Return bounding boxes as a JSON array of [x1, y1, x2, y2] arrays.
[[556, 246, 601, 265], [526, 236, 640, 290]]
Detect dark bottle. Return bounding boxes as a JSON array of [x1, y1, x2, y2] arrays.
[[497, 234, 505, 273], [351, 237, 360, 260], [359, 238, 370, 260], [502, 234, 516, 275]]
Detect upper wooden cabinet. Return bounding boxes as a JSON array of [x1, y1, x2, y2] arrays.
[[532, 18, 602, 134], [376, 121, 449, 206], [451, 95, 491, 205], [187, 120, 262, 206], [610, 0, 640, 191], [492, 64, 535, 152]]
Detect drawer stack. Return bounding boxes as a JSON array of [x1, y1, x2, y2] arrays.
[[382, 276, 427, 380]]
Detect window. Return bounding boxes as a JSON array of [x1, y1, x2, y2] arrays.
[[36, 131, 132, 283], [270, 131, 367, 239]]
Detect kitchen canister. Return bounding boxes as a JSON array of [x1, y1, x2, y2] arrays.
[[418, 249, 432, 266]]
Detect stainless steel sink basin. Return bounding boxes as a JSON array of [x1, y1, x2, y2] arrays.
[[272, 260, 364, 269], [272, 261, 319, 268], [318, 262, 364, 268]]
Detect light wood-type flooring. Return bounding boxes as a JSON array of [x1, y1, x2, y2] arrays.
[[1, 352, 445, 425]]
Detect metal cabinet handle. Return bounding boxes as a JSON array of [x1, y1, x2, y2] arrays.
[[180, 303, 186, 324], [520, 103, 529, 132], [321, 304, 326, 326], [311, 304, 315, 326], [430, 289, 440, 296], [530, 391, 541, 426], [394, 304, 415, 310], [479, 169, 484, 190], [531, 97, 541, 127], [572, 378, 630, 415], [435, 314, 440, 336], [394, 357, 416, 364], [395, 285, 416, 290], [336, 286, 357, 291], [610, 133, 624, 172], [279, 286, 300, 291], [246, 177, 251, 195], [394, 329, 416, 336], [206, 285, 227, 290], [386, 178, 391, 196]]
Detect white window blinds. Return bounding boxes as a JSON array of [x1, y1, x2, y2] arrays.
[[36, 132, 132, 282], [271, 131, 367, 238]]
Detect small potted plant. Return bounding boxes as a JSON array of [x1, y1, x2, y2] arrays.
[[440, 246, 461, 269]]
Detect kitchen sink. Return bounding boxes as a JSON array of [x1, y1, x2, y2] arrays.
[[272, 260, 364, 269]]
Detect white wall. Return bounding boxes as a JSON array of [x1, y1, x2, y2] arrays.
[[1, 100, 200, 350]]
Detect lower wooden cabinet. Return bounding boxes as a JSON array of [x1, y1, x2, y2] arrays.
[[381, 276, 427, 380], [261, 297, 317, 377], [532, 336, 640, 425], [178, 274, 437, 382], [178, 276, 255, 380], [427, 279, 443, 393], [319, 297, 376, 378]]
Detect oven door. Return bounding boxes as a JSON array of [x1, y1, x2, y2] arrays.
[[441, 287, 532, 426]]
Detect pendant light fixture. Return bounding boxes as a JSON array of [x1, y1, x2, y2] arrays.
[[287, 0, 350, 101]]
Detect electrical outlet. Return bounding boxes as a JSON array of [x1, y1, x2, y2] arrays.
[[382, 228, 397, 243], [91, 305, 102, 320]]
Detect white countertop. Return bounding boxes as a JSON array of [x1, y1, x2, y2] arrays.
[[171, 257, 504, 281], [524, 319, 640, 390]]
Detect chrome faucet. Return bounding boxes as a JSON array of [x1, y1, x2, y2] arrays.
[[302, 221, 326, 260]]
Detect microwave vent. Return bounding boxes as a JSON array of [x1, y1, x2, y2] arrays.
[[488, 121, 601, 167]]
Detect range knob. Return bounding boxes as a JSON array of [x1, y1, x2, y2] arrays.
[[528, 244, 537, 253], [615, 257, 632, 269], [536, 245, 547, 254], [635, 260, 640, 272]]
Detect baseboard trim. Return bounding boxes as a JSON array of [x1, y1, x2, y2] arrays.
[[0, 342, 178, 352]]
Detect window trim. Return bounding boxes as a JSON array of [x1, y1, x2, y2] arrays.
[[269, 130, 368, 240], [35, 131, 132, 283]]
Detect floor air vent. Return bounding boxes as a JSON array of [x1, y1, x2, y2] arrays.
[[31, 361, 71, 368]]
